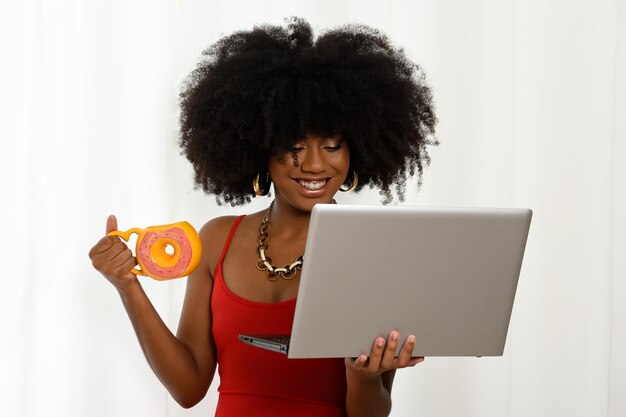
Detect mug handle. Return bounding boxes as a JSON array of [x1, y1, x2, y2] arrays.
[[107, 228, 146, 276]]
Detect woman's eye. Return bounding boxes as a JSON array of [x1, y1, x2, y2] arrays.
[[324, 145, 343, 152]]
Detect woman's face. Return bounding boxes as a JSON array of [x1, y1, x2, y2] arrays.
[[268, 132, 350, 213]]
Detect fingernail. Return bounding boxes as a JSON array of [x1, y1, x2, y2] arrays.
[[391, 332, 399, 342], [360, 355, 367, 363], [376, 338, 385, 347], [408, 335, 416, 344]]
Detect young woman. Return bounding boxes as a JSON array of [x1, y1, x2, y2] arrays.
[[89, 17, 437, 417]]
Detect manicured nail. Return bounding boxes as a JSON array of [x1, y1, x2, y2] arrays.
[[408, 335, 416, 344], [360, 355, 367, 363], [377, 338, 385, 347], [391, 332, 399, 342]]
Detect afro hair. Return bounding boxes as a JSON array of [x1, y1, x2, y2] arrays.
[[179, 17, 437, 206]]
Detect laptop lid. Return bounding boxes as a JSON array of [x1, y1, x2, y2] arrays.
[[287, 204, 532, 358]]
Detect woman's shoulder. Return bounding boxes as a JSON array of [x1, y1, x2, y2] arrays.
[[199, 211, 261, 236], [199, 215, 240, 237], [196, 216, 238, 276], [198, 211, 264, 268], [198, 216, 241, 254]]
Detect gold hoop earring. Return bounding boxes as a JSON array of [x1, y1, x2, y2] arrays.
[[253, 172, 271, 196], [339, 171, 358, 192]]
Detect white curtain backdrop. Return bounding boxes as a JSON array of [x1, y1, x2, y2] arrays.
[[1, 0, 624, 416]]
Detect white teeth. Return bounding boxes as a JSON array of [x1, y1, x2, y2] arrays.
[[298, 179, 327, 190]]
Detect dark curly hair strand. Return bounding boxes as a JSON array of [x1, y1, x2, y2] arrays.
[[179, 17, 437, 206]]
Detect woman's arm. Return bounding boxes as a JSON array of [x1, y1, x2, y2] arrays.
[[90, 217, 226, 408], [117, 266, 215, 408], [345, 332, 424, 417]]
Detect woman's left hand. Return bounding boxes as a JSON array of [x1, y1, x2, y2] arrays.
[[344, 331, 425, 382]]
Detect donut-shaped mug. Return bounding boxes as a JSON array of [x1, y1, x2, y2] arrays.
[[107, 221, 202, 280]]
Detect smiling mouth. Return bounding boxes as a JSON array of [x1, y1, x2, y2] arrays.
[[297, 179, 329, 190]]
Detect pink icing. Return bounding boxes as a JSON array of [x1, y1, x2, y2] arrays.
[[137, 227, 192, 278]]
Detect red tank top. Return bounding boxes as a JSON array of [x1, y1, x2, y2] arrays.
[[211, 216, 347, 417]]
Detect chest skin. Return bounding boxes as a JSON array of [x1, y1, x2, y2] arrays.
[[218, 213, 307, 303]]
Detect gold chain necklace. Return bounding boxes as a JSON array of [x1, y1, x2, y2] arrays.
[[255, 201, 304, 281]]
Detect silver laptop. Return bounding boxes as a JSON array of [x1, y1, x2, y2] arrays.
[[239, 204, 532, 358]]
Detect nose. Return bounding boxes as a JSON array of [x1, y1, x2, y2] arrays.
[[299, 147, 325, 173]]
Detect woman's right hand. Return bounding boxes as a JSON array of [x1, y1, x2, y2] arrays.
[[88, 215, 139, 292]]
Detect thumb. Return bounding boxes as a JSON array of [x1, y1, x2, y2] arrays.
[[106, 215, 118, 235]]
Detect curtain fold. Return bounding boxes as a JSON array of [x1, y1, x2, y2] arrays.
[[609, 2, 626, 416]]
